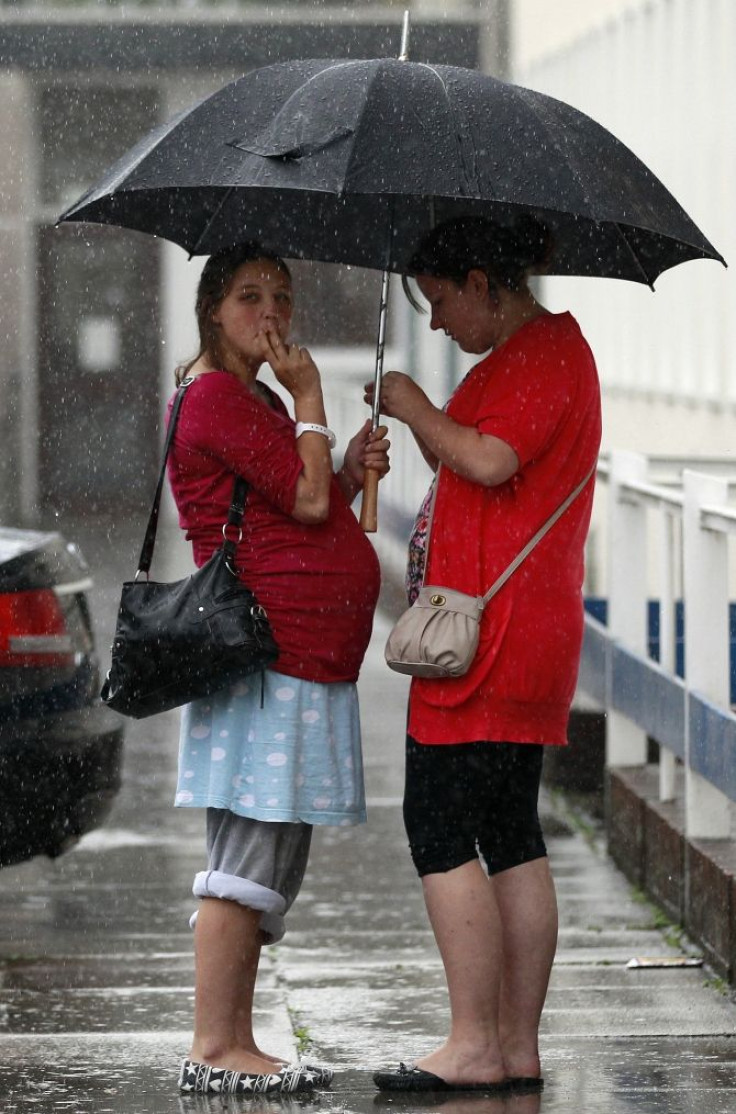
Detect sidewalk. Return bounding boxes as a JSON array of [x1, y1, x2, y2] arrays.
[[0, 606, 735, 1113], [273, 612, 736, 1114]]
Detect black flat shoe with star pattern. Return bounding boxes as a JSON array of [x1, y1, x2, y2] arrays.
[[178, 1058, 317, 1094], [283, 1061, 335, 1087]]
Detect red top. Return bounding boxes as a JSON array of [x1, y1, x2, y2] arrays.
[[408, 312, 602, 746], [166, 371, 381, 684]]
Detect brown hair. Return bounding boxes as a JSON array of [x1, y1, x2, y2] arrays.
[[176, 241, 292, 384], [402, 215, 552, 310]]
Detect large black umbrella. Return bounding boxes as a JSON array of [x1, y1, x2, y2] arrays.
[[59, 56, 723, 283], [58, 49, 724, 529]]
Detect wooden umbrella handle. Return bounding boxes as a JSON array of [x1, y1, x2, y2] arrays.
[[360, 468, 379, 533]]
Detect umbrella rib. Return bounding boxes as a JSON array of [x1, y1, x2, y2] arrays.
[[419, 63, 478, 194], [611, 222, 656, 289], [343, 59, 478, 210], [496, 86, 662, 285], [516, 91, 723, 279], [189, 186, 235, 256], [513, 87, 601, 218]]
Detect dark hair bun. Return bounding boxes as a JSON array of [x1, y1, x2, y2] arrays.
[[409, 215, 552, 291]]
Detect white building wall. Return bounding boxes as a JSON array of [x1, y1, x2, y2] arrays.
[[0, 70, 37, 520], [512, 0, 640, 71], [517, 0, 735, 452]]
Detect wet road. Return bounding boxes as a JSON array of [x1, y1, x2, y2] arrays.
[[1, 515, 735, 1112]]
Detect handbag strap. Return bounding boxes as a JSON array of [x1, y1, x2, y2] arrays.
[[479, 464, 596, 608], [136, 377, 248, 577]]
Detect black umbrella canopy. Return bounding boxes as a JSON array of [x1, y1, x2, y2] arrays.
[[60, 57, 725, 285]]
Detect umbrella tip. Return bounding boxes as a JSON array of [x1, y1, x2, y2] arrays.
[[399, 10, 410, 61]]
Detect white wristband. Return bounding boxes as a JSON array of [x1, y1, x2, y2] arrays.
[[295, 421, 336, 449]]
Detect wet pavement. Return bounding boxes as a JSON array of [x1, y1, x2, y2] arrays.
[[1, 516, 735, 1112]]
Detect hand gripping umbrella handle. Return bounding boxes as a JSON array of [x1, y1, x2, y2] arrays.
[[360, 266, 391, 533]]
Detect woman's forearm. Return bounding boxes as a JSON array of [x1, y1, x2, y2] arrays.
[[408, 401, 518, 487], [291, 390, 333, 523], [411, 429, 440, 472]]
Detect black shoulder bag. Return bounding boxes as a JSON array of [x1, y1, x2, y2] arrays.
[[101, 378, 279, 719]]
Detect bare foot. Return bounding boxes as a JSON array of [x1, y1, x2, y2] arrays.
[[416, 1042, 506, 1086], [241, 1045, 295, 1067], [265, 1053, 296, 1067], [506, 1065, 542, 1082], [188, 1046, 283, 1076]]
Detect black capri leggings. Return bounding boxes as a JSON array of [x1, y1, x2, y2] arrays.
[[403, 734, 547, 877]]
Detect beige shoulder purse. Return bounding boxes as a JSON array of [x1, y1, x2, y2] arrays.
[[385, 466, 595, 679]]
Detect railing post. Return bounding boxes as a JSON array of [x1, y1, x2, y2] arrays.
[[658, 510, 677, 801], [682, 470, 731, 839], [606, 450, 649, 766]]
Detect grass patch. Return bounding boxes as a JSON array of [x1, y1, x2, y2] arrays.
[[288, 1009, 312, 1056], [702, 975, 729, 996], [629, 886, 691, 952]]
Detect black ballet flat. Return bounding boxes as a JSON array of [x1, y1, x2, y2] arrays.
[[508, 1075, 544, 1092], [373, 1063, 510, 1094]]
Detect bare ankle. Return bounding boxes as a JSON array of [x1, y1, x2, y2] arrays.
[[190, 1043, 271, 1071], [417, 1042, 506, 1085], [500, 1037, 540, 1079], [190, 1039, 228, 1065]]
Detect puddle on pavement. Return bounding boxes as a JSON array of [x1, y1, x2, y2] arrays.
[[0, 1057, 734, 1114], [72, 830, 185, 852]]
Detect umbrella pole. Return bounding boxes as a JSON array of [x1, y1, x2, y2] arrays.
[[359, 11, 409, 533], [359, 266, 390, 533]]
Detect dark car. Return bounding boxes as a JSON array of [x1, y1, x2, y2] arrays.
[[0, 527, 123, 867]]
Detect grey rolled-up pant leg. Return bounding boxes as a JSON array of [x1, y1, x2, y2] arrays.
[[189, 809, 313, 943]]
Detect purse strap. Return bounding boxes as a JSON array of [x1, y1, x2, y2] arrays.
[[135, 377, 248, 577], [421, 462, 596, 605], [479, 464, 596, 608]]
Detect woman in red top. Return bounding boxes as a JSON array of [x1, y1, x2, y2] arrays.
[[369, 217, 601, 1095], [166, 242, 389, 1096]]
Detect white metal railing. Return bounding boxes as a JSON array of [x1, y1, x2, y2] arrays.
[[589, 449, 736, 839]]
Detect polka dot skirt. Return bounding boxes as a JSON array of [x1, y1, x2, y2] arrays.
[[175, 670, 366, 826]]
